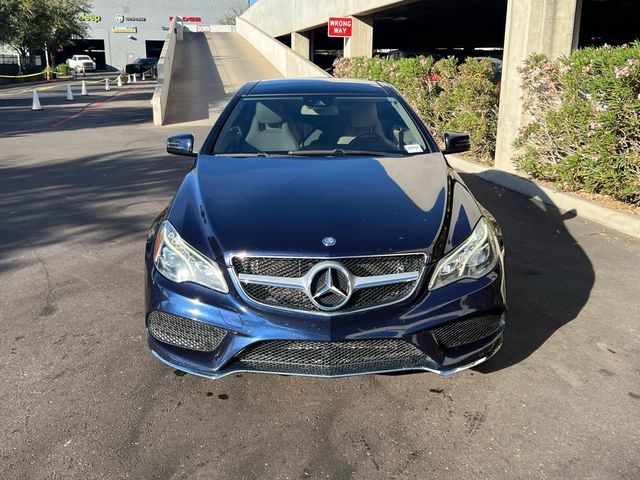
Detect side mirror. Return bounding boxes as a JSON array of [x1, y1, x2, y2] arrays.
[[166, 133, 197, 157], [442, 132, 470, 155]]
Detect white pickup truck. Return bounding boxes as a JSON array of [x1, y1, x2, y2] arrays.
[[66, 55, 97, 72]]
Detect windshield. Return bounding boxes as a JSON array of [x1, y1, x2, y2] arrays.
[[213, 95, 430, 156], [78, 56, 92, 61]]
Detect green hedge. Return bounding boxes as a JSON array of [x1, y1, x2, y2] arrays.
[[55, 63, 69, 76], [515, 43, 640, 205], [333, 55, 500, 161]]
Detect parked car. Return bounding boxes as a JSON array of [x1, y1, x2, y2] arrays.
[[125, 57, 157, 75], [66, 55, 96, 72], [145, 78, 506, 379], [476, 56, 503, 84]]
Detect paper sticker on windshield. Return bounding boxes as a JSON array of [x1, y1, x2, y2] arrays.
[[404, 144, 423, 153]]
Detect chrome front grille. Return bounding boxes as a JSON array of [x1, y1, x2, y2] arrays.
[[232, 339, 430, 376], [349, 282, 416, 310], [243, 283, 316, 310], [232, 257, 317, 278], [232, 254, 426, 314], [232, 255, 425, 278]]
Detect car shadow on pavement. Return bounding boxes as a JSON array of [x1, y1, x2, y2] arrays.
[[0, 90, 156, 138], [459, 172, 596, 373], [0, 148, 192, 275]]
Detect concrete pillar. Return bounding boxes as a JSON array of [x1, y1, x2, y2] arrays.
[[292, 31, 311, 60], [344, 15, 373, 58], [494, 0, 582, 172]]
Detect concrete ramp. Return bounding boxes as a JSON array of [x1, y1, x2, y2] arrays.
[[164, 31, 281, 126]]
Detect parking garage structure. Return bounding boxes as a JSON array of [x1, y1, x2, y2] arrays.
[[240, 0, 640, 172]]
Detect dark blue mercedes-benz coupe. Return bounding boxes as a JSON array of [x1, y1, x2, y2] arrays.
[[145, 78, 506, 379]]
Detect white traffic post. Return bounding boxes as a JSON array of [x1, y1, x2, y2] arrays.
[[32, 89, 42, 110], [127, 74, 132, 84], [81, 80, 88, 96], [66, 84, 74, 101], [104, 78, 110, 91], [132, 73, 137, 83], [142, 71, 146, 81], [117, 75, 122, 87]]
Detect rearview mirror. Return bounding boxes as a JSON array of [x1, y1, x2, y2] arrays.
[[166, 134, 197, 157], [442, 132, 470, 155]]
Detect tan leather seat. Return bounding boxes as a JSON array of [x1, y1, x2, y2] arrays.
[[245, 102, 299, 152], [338, 102, 385, 145]]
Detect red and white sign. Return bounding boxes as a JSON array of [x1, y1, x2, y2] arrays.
[[328, 17, 352, 37], [169, 16, 202, 23]]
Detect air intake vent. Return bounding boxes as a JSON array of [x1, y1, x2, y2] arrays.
[[432, 314, 503, 348], [148, 311, 227, 352], [232, 339, 430, 376]]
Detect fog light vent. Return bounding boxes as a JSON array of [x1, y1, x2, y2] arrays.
[[148, 311, 227, 352], [432, 314, 503, 348]]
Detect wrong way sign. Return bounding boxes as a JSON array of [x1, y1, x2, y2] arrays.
[[328, 17, 352, 37]]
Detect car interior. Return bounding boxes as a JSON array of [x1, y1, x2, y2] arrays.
[[213, 96, 428, 155]]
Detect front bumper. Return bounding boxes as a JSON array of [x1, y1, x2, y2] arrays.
[[152, 341, 502, 379], [145, 258, 506, 379]]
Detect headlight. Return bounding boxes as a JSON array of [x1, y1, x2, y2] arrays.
[[429, 218, 498, 290], [153, 221, 228, 293]]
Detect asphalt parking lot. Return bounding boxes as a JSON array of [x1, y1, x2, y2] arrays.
[[1, 83, 639, 480]]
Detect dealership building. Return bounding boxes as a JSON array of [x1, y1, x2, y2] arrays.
[[53, 0, 247, 70]]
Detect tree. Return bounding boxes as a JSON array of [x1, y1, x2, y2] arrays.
[[1, 0, 90, 71], [0, 0, 17, 44], [47, 0, 91, 57], [218, 1, 249, 25]]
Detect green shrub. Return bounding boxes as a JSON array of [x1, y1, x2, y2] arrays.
[[56, 63, 69, 76], [333, 55, 499, 162], [333, 55, 438, 125], [432, 57, 499, 160], [515, 43, 640, 205]]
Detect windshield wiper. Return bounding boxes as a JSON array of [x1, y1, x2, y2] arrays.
[[287, 149, 399, 157], [217, 152, 274, 157]]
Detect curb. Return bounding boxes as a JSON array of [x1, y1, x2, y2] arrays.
[[447, 154, 640, 239], [0, 77, 62, 90]]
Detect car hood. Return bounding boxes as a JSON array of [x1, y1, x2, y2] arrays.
[[173, 153, 451, 263]]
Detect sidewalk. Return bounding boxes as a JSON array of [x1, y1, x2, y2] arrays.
[[448, 154, 640, 239]]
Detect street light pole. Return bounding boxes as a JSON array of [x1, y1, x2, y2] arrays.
[[44, 41, 51, 81]]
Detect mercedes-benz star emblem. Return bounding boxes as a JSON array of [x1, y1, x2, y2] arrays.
[[322, 236, 336, 247], [306, 262, 352, 311]]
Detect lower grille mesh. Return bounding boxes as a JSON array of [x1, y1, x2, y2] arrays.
[[232, 339, 430, 376], [148, 311, 227, 352], [432, 314, 503, 348]]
